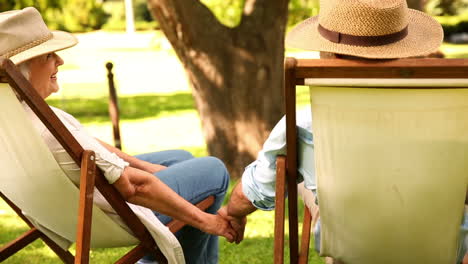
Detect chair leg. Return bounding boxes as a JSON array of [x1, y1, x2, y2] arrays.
[[75, 150, 97, 264], [274, 156, 287, 264], [298, 206, 312, 264]]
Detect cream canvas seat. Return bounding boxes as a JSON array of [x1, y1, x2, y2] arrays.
[[274, 58, 468, 264], [0, 58, 214, 263]]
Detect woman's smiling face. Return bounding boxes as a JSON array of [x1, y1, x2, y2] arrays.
[[28, 52, 64, 99]]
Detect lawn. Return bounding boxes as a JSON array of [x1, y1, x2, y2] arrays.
[[1, 30, 467, 263]]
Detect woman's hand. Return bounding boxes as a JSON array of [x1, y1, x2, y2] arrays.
[[198, 213, 237, 243]]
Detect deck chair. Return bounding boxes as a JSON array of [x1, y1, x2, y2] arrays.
[[0, 58, 214, 263], [274, 58, 468, 264]]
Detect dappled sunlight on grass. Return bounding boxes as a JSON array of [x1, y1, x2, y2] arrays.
[[83, 111, 206, 156]]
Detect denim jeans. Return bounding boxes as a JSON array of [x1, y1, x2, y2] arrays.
[[135, 150, 230, 264]]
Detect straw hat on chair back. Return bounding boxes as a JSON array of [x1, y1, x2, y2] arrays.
[[286, 0, 443, 59]]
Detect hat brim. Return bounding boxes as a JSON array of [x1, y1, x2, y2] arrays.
[[286, 9, 443, 59], [10, 30, 78, 64]]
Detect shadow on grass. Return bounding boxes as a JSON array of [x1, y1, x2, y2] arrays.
[[46, 92, 195, 123]]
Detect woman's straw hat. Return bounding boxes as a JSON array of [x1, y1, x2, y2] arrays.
[[286, 0, 443, 59], [0, 7, 77, 64]]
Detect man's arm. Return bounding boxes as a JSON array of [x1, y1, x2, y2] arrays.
[[227, 181, 257, 217], [218, 181, 256, 243], [114, 166, 235, 242]]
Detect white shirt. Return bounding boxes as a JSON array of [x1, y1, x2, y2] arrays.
[[23, 102, 128, 185]]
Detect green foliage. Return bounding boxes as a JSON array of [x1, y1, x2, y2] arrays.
[[288, 0, 319, 26], [200, 0, 245, 28], [200, 0, 319, 28], [434, 14, 468, 38], [58, 0, 108, 32], [1, 0, 108, 32], [101, 0, 158, 31], [134, 0, 154, 22], [426, 0, 468, 16]]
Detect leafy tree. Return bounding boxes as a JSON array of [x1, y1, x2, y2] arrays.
[[147, 0, 289, 178]]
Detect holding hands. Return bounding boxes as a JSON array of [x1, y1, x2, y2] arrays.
[[217, 181, 256, 244], [218, 206, 247, 244]]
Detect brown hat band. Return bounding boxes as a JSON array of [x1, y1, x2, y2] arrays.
[[318, 24, 409, 47]]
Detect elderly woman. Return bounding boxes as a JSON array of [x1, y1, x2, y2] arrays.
[[1, 7, 235, 264]]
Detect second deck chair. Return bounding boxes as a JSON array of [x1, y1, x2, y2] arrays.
[[274, 58, 468, 264], [0, 58, 214, 263]]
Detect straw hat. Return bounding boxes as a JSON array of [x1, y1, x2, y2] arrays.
[[286, 0, 443, 59], [0, 7, 77, 64]]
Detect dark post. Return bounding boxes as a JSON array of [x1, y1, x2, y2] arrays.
[[106, 62, 122, 150]]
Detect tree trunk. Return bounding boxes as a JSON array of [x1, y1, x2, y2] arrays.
[[147, 0, 289, 178]]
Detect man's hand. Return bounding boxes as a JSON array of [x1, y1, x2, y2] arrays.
[[218, 206, 247, 244]]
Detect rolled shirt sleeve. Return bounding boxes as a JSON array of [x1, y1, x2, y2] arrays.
[[242, 108, 315, 211], [48, 106, 129, 184]]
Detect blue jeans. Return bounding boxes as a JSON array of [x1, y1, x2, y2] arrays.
[[135, 150, 229, 264]]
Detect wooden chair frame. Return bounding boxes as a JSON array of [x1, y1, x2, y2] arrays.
[[0, 58, 214, 264], [274, 57, 468, 264]]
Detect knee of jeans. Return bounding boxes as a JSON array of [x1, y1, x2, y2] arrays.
[[204, 156, 230, 191], [175, 149, 195, 160]]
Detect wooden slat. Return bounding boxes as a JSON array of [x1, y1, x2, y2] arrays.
[[294, 58, 468, 79], [298, 207, 312, 264], [274, 156, 287, 264], [285, 57, 299, 264], [75, 150, 97, 264], [166, 196, 215, 233], [0, 228, 41, 262]]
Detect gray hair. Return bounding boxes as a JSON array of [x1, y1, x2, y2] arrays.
[[17, 61, 31, 81]]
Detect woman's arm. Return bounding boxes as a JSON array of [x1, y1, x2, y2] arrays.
[[113, 166, 235, 241], [96, 138, 166, 174]]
